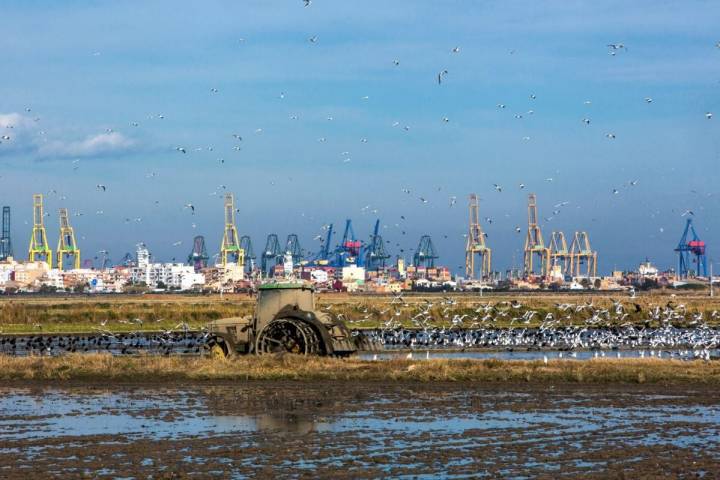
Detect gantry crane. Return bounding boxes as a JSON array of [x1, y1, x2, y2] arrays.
[[523, 193, 550, 277], [261, 234, 283, 274], [239, 235, 256, 273], [675, 218, 707, 278], [364, 219, 390, 271], [285, 234, 303, 264], [28, 194, 52, 267], [569, 231, 598, 278], [220, 193, 244, 267], [548, 231, 571, 276], [335, 219, 362, 267], [188, 235, 209, 272], [56, 208, 80, 270], [465, 193, 492, 279], [0, 206, 12, 261], [414, 235, 438, 268]]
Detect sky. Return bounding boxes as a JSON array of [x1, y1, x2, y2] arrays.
[[0, 0, 718, 274]]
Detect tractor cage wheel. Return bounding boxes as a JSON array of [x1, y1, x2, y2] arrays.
[[255, 318, 324, 356]]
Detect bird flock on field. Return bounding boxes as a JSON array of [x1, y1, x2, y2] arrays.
[[339, 293, 720, 360]]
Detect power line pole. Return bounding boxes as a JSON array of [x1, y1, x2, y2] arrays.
[[710, 260, 714, 298]]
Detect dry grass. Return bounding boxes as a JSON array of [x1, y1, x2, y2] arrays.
[[1, 354, 718, 384], [1, 291, 719, 333]]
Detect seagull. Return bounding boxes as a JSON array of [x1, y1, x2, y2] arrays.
[[519, 183, 525, 189], [308, 35, 318, 43], [303, 0, 311, 6], [176, 147, 186, 154], [451, 46, 460, 53], [605, 133, 616, 139], [96, 184, 106, 192], [644, 97, 653, 103], [437, 69, 448, 85], [607, 43, 627, 51], [184, 203, 195, 214], [493, 184, 502, 192], [393, 59, 400, 66], [706, 112, 713, 120], [583, 118, 591, 125], [612, 188, 619, 195], [681, 209, 694, 217], [210, 88, 219, 93]]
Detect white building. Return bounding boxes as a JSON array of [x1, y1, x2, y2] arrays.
[[638, 260, 659, 278], [131, 244, 205, 290]]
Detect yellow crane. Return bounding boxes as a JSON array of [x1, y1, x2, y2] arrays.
[[465, 193, 492, 279], [548, 231, 571, 276], [569, 231, 598, 278], [523, 193, 550, 277], [57, 207, 80, 270], [28, 194, 52, 267], [220, 193, 244, 267]]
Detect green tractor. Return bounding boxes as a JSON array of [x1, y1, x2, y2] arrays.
[[206, 282, 378, 357]]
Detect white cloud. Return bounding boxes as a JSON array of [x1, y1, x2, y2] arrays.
[[38, 131, 136, 158], [0, 112, 139, 160]]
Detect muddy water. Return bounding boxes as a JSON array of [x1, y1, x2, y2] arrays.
[[0, 382, 718, 478]]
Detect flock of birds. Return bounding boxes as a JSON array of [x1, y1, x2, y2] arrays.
[[0, 330, 212, 357], [1, 1, 716, 267], [343, 294, 719, 360], [0, 295, 718, 360]]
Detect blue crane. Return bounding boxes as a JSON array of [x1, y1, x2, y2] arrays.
[[364, 219, 390, 271], [335, 219, 363, 267], [674, 218, 707, 278], [414, 235, 438, 268]]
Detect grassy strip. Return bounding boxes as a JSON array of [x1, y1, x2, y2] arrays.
[[1, 354, 718, 384]]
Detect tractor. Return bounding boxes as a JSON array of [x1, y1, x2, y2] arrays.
[[206, 281, 379, 357]]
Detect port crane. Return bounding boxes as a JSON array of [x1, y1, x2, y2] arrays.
[[675, 218, 707, 278]]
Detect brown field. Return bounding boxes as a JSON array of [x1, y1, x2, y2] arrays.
[[0, 290, 718, 334], [2, 354, 719, 384]]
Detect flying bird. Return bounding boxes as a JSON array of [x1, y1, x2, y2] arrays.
[[451, 46, 460, 53], [96, 184, 106, 192], [437, 70, 448, 84], [176, 147, 186, 154], [184, 203, 195, 214]]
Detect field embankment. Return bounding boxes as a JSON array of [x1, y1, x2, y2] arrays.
[[1, 354, 719, 384]]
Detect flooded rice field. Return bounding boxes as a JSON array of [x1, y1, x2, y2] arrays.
[[1, 382, 718, 478]]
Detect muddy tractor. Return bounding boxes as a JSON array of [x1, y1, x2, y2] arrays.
[[206, 282, 377, 357]]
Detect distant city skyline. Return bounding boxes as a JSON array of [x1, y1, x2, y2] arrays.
[[0, 1, 718, 273]]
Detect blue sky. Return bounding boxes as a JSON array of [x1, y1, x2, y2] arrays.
[[0, 1, 718, 273]]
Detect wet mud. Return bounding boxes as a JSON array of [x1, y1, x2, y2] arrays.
[[0, 381, 718, 478]]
